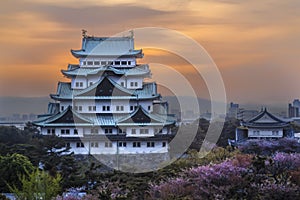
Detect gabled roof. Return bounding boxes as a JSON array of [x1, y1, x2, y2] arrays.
[[75, 76, 135, 97], [61, 64, 150, 77], [117, 106, 175, 126], [33, 106, 93, 127], [242, 108, 290, 128], [50, 80, 159, 101], [70, 36, 143, 58]]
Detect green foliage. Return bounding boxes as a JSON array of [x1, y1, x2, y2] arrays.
[[0, 194, 9, 200], [0, 126, 32, 146], [9, 168, 61, 200], [0, 153, 34, 192], [0, 126, 85, 191]]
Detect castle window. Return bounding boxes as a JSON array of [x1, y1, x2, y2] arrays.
[[76, 82, 83, 87], [121, 82, 125, 87], [105, 128, 113, 134], [74, 129, 78, 135], [140, 129, 149, 134], [47, 129, 55, 135], [132, 129, 136, 134], [103, 106, 110, 111], [105, 142, 112, 147], [162, 142, 166, 147], [119, 142, 127, 147], [76, 142, 84, 148], [121, 61, 127, 65], [87, 61, 93, 65], [91, 142, 99, 148], [133, 142, 141, 148], [88, 106, 96, 111], [66, 143, 70, 148], [147, 142, 155, 147], [118, 128, 126, 134], [101, 61, 106, 65], [116, 106, 124, 111], [94, 61, 100, 65], [114, 61, 120, 65], [128, 61, 131, 65]]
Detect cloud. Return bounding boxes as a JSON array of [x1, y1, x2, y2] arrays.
[[0, 0, 300, 105]]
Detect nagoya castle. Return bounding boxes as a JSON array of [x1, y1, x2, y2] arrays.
[[34, 30, 176, 158]]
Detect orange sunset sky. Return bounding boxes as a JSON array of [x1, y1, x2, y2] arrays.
[[0, 0, 300, 105]]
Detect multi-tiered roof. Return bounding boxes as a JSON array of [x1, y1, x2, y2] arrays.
[[34, 33, 176, 155]]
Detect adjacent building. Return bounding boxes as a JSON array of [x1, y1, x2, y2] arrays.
[[234, 108, 293, 143], [34, 32, 176, 155]]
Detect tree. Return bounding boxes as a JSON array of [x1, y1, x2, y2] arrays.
[[0, 126, 31, 146], [9, 168, 61, 200], [0, 153, 34, 192]]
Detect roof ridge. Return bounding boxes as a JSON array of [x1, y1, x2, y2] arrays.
[[247, 108, 285, 123]]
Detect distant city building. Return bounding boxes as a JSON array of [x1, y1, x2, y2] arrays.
[[288, 99, 300, 118], [227, 102, 239, 118], [34, 33, 176, 155], [234, 108, 293, 143]]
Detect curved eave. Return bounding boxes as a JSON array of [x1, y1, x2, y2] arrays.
[[50, 94, 72, 101], [62, 70, 150, 78], [116, 122, 175, 126], [63, 134, 175, 142], [71, 49, 143, 58], [243, 123, 290, 128], [34, 123, 93, 127], [73, 94, 160, 100], [61, 67, 125, 77]]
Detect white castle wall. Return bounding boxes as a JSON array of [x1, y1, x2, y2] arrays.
[[248, 128, 283, 138]]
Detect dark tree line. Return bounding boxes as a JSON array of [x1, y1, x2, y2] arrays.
[[0, 124, 87, 192]]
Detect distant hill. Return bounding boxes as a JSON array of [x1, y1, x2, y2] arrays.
[[163, 96, 211, 114], [0, 96, 50, 116]]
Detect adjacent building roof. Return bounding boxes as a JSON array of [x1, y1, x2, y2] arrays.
[[241, 108, 290, 128], [71, 36, 143, 58]]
